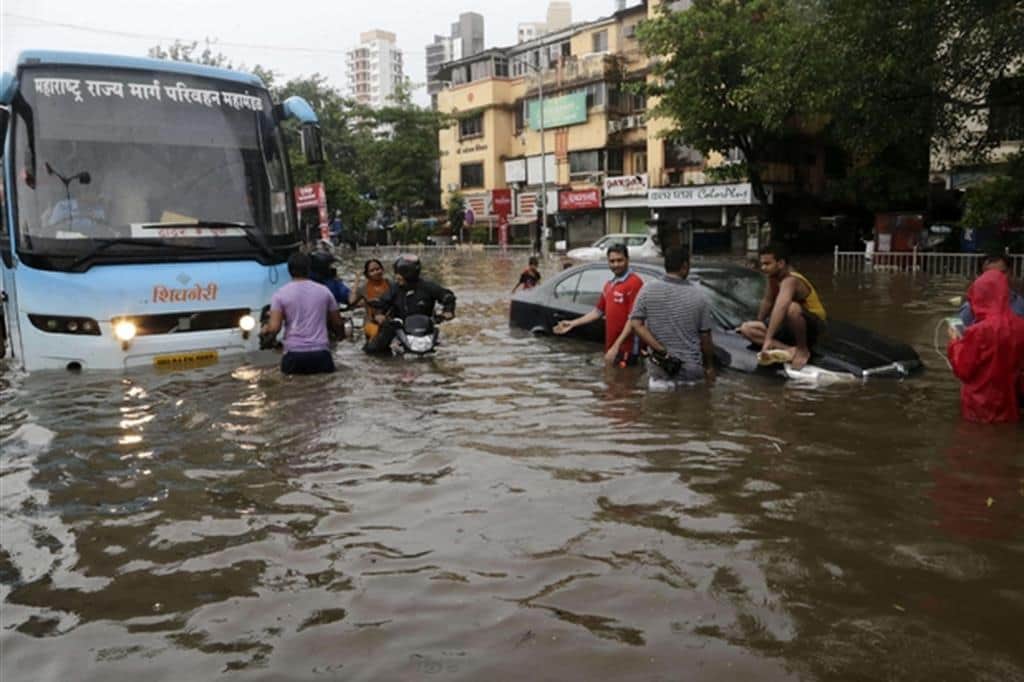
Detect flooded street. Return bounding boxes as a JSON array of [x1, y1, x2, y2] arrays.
[[1, 252, 1021, 681]]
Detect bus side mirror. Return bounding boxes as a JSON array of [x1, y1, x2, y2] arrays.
[[300, 124, 324, 166]]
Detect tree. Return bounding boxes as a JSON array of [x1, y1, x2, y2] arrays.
[[961, 152, 1024, 250], [638, 0, 815, 206], [363, 84, 451, 224], [639, 0, 1024, 213], [810, 0, 1024, 210], [446, 191, 466, 241], [148, 40, 237, 69]]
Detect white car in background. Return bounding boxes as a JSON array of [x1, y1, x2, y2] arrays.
[[565, 233, 661, 261]]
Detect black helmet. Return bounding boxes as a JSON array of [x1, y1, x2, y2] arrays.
[[394, 254, 421, 283], [310, 251, 333, 282]]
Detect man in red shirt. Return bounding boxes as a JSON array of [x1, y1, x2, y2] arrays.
[[554, 243, 645, 366]]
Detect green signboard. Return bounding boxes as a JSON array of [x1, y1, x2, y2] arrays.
[[528, 92, 587, 130]]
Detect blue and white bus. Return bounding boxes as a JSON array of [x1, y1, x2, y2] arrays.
[[0, 51, 322, 371]]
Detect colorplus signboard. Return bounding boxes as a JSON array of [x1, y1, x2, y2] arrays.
[[528, 92, 587, 130], [647, 182, 772, 207]]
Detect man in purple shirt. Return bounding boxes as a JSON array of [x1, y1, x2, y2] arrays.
[[261, 252, 344, 374]]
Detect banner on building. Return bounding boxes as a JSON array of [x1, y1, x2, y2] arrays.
[[647, 182, 772, 207], [294, 181, 328, 240], [504, 158, 527, 184], [491, 189, 512, 217], [528, 92, 587, 130], [464, 193, 490, 219], [603, 174, 649, 197], [559, 188, 602, 211]]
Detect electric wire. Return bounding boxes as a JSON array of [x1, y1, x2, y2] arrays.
[[3, 12, 429, 57]]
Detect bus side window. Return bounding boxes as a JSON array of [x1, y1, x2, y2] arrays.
[[0, 107, 10, 267]]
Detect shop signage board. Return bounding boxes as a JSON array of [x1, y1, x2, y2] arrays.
[[294, 181, 328, 240], [528, 92, 587, 130], [491, 189, 512, 217], [559, 188, 602, 211], [603, 174, 648, 197], [647, 182, 772, 207]]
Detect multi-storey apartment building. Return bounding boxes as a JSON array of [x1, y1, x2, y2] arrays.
[[435, 0, 833, 251], [347, 30, 405, 109], [427, 13, 485, 110], [437, 3, 651, 248]]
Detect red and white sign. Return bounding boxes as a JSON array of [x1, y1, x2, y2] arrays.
[[491, 189, 512, 218], [465, 193, 489, 218], [517, 192, 538, 217], [558, 188, 602, 211], [294, 181, 329, 240]]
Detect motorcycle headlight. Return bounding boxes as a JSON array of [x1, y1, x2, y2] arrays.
[[408, 335, 435, 353]]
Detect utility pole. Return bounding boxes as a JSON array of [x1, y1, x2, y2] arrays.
[[537, 64, 548, 258]]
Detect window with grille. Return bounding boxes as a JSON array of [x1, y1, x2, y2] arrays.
[[460, 163, 484, 188]]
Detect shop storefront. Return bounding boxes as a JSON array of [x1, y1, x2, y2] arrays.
[[604, 174, 649, 234], [647, 182, 773, 254], [558, 189, 605, 248]]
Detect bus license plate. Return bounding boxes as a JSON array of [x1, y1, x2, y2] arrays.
[[153, 350, 219, 369]]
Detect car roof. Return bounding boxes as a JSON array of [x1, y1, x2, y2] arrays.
[[558, 260, 756, 278]]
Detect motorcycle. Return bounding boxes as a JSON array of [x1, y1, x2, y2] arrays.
[[391, 313, 441, 356]]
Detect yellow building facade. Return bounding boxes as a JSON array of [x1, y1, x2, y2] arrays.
[[436, 0, 775, 250]]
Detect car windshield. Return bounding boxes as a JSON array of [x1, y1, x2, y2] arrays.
[[12, 66, 294, 266], [594, 235, 646, 248], [694, 267, 765, 328]]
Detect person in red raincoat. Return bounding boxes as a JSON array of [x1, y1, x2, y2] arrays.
[[947, 269, 1024, 423]]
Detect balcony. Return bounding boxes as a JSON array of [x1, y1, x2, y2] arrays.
[[522, 50, 645, 93]]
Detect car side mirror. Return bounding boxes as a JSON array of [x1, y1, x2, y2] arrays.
[[300, 124, 324, 166]]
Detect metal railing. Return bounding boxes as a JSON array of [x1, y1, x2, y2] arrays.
[[362, 244, 535, 258], [833, 246, 1024, 278]]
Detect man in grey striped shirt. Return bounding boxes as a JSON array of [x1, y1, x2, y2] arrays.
[[629, 247, 716, 385]]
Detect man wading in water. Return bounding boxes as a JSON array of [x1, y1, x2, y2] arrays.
[[738, 242, 827, 370]]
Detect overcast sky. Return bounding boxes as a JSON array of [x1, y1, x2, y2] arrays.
[[2, 0, 639, 106]]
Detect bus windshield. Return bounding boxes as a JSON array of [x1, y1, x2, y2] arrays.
[[12, 65, 296, 269]]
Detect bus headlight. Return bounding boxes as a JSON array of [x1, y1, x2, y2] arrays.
[[238, 314, 257, 339], [114, 320, 137, 344]]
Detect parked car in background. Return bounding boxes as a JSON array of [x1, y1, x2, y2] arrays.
[[565, 233, 661, 261]]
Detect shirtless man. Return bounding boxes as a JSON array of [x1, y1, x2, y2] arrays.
[[738, 243, 827, 370]]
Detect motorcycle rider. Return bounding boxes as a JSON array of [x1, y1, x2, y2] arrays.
[[309, 249, 351, 305], [363, 254, 456, 354]]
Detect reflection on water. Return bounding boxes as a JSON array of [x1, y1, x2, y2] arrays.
[[1, 253, 1021, 681]]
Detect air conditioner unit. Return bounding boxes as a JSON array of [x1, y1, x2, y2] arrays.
[[608, 120, 623, 134], [446, 183, 460, 192]]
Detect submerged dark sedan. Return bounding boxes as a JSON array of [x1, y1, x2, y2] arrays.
[[510, 261, 922, 380]]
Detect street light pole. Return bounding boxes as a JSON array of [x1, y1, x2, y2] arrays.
[[536, 65, 548, 259], [512, 56, 550, 257]]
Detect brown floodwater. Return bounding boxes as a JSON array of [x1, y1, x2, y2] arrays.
[[1, 252, 1021, 681]]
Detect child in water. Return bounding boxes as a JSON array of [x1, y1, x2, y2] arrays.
[[512, 256, 542, 293]]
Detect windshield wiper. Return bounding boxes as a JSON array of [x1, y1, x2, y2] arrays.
[[140, 221, 280, 261], [64, 237, 211, 272]]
